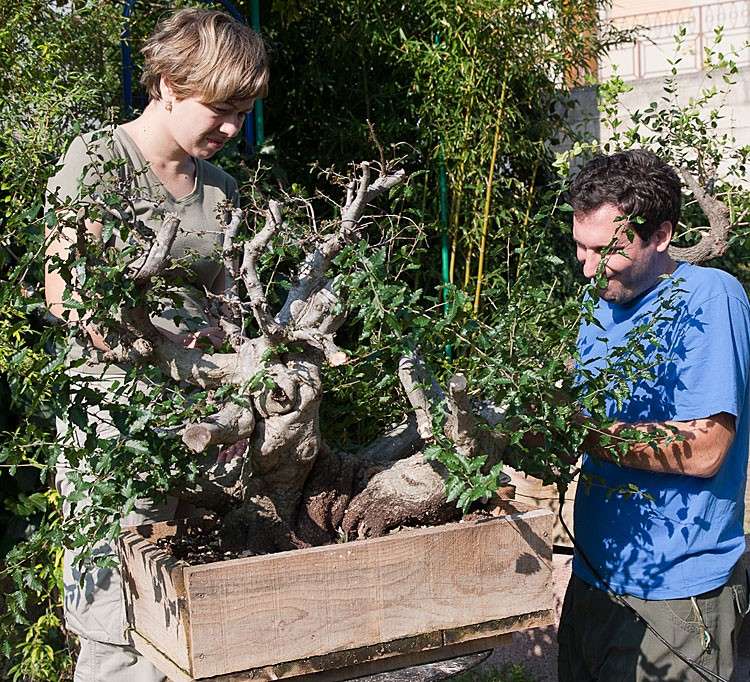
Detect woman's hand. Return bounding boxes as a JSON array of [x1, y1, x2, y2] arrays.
[[85, 324, 112, 352]]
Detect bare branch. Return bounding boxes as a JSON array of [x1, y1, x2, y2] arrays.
[[288, 285, 345, 334], [367, 120, 387, 178], [219, 208, 245, 330], [130, 212, 181, 281], [341, 164, 406, 229], [445, 376, 509, 463], [282, 285, 348, 364], [120, 302, 267, 388], [240, 200, 286, 338], [222, 208, 244, 292], [182, 402, 256, 453], [149, 336, 266, 389], [356, 416, 423, 468], [345, 178, 356, 208], [276, 165, 406, 325], [669, 169, 732, 263], [444, 374, 477, 458], [397, 354, 445, 439], [288, 328, 347, 366]]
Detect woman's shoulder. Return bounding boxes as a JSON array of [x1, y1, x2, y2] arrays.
[[197, 159, 237, 190], [50, 127, 125, 180], [60, 126, 124, 163], [47, 126, 127, 201], [197, 158, 239, 201]]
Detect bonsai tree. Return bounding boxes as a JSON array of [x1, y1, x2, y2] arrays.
[[47, 155, 520, 557]]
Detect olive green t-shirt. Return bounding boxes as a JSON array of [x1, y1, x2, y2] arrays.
[[46, 126, 239, 374]]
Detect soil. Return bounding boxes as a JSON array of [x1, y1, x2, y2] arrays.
[[156, 504, 508, 566], [154, 517, 261, 564]]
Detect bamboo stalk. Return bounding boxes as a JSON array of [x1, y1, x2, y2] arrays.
[[463, 241, 474, 290], [473, 75, 507, 314]]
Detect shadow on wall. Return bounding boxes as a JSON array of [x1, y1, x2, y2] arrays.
[[551, 85, 601, 175]]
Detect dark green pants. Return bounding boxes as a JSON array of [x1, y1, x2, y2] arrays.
[[558, 561, 749, 682]]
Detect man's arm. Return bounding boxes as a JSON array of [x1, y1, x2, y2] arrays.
[[583, 411, 736, 478]]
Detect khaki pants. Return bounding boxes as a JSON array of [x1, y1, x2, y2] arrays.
[[558, 560, 750, 682], [57, 373, 175, 681], [73, 639, 167, 682]]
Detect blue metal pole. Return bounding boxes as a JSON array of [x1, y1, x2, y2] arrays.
[[121, 0, 137, 116], [435, 34, 452, 358]]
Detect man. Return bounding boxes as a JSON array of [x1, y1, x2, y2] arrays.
[[558, 149, 750, 682]]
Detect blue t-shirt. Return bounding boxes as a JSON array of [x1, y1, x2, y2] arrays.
[[573, 262, 750, 599]]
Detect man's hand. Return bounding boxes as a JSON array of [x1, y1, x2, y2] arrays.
[[182, 326, 226, 349], [216, 439, 247, 466], [160, 325, 226, 350]]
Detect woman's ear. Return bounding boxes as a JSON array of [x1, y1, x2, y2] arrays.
[[158, 76, 176, 102]]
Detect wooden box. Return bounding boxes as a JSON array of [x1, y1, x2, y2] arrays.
[[119, 501, 554, 681], [504, 466, 577, 548]]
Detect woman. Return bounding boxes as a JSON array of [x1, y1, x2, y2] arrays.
[[45, 9, 268, 681]]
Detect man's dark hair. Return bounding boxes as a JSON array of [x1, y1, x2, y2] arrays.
[[569, 149, 682, 242]]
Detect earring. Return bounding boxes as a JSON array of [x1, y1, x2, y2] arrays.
[[165, 101, 173, 112]]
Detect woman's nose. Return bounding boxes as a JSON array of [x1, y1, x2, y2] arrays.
[[219, 116, 243, 138]]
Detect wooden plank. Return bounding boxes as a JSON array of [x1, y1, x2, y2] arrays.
[[504, 466, 576, 547], [184, 506, 553, 678], [298, 635, 512, 682], [133, 628, 513, 681], [354, 650, 493, 682], [441, 609, 553, 646], [132, 631, 194, 682], [120, 526, 192, 674]]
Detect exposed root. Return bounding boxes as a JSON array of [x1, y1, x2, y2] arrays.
[[341, 452, 460, 539], [296, 447, 355, 545]]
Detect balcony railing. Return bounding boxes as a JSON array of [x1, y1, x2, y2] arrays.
[[600, 0, 750, 81]]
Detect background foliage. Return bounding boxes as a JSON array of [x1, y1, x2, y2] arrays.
[[2, 0, 748, 679]]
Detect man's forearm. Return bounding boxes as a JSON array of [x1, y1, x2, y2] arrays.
[[583, 412, 735, 478]]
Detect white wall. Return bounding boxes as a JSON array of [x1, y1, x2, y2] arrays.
[[596, 0, 750, 150]]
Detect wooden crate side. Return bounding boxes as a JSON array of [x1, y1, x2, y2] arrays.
[[184, 507, 553, 678], [294, 635, 514, 682], [504, 466, 576, 547], [132, 632, 194, 682], [120, 523, 192, 674], [134, 622, 518, 681], [441, 608, 553, 645]]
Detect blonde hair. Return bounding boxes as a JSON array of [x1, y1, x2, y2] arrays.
[[140, 8, 269, 105]]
